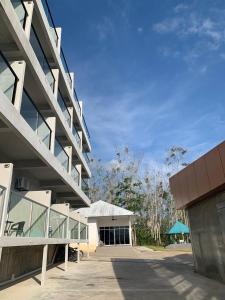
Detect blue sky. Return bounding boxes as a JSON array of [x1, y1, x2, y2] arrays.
[[50, 0, 225, 167]]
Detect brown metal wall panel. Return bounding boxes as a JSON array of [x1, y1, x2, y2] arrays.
[[170, 175, 183, 209], [170, 141, 225, 209], [205, 147, 225, 190], [193, 157, 210, 198], [186, 164, 198, 204], [178, 169, 190, 208], [218, 142, 225, 176]]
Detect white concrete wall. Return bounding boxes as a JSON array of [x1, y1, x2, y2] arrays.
[[97, 216, 130, 227], [88, 217, 99, 251]]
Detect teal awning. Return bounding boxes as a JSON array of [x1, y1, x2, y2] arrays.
[[168, 221, 189, 234]]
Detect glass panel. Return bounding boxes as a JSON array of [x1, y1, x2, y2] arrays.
[[73, 89, 81, 116], [72, 124, 81, 148], [80, 223, 86, 240], [11, 0, 27, 28], [5, 192, 47, 238], [83, 116, 90, 138], [69, 218, 79, 239], [60, 49, 72, 88], [83, 152, 90, 165], [54, 139, 69, 171], [105, 229, 109, 245], [82, 178, 89, 196], [57, 91, 71, 126], [41, 0, 58, 45], [30, 26, 55, 90], [0, 53, 17, 102], [115, 228, 120, 244], [99, 229, 104, 244], [125, 228, 130, 244], [21, 91, 38, 131], [71, 164, 79, 185], [119, 228, 125, 244], [37, 114, 51, 148], [49, 210, 67, 238], [29, 202, 47, 237], [0, 187, 6, 226], [109, 228, 114, 245], [21, 91, 51, 149]]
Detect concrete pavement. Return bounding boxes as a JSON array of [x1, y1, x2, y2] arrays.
[[1, 246, 225, 299]]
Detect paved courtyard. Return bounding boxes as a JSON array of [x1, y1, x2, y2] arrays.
[[1, 246, 225, 300]]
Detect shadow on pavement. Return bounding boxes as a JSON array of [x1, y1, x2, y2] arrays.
[[111, 253, 225, 300]]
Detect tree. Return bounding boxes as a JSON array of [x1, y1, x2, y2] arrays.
[[112, 176, 145, 213], [164, 146, 189, 226]]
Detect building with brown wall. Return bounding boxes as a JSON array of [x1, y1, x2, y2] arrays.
[[170, 141, 225, 283]]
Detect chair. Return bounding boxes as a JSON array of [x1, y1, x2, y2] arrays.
[[9, 221, 25, 236]]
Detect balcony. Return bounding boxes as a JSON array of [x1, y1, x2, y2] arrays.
[[3, 191, 87, 241], [20, 90, 52, 149], [41, 0, 59, 46], [72, 123, 81, 148], [80, 222, 87, 240], [30, 25, 55, 91], [83, 115, 90, 139], [4, 191, 47, 237], [0, 51, 18, 103], [49, 208, 67, 238], [60, 48, 72, 89], [83, 152, 90, 165], [71, 163, 79, 186], [69, 218, 78, 239], [73, 89, 81, 117], [57, 90, 71, 126], [54, 138, 69, 171], [81, 178, 89, 197], [10, 0, 28, 29]]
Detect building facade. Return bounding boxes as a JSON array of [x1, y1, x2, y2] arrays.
[[76, 200, 134, 252], [0, 0, 91, 286], [170, 141, 225, 283]]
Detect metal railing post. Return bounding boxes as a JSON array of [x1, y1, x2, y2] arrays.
[[41, 198, 51, 286], [65, 214, 69, 271]]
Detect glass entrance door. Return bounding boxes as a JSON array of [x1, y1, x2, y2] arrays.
[[99, 226, 130, 246]]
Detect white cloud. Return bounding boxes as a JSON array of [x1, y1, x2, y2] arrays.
[[153, 17, 182, 33], [95, 16, 114, 41], [174, 4, 189, 13], [137, 27, 143, 33], [152, 9, 225, 69]]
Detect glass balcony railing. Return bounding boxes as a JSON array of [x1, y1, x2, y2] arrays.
[[69, 218, 79, 239], [49, 209, 67, 238], [0, 186, 6, 229], [81, 178, 89, 197], [10, 0, 28, 29], [20, 90, 52, 149], [82, 116, 90, 139], [83, 152, 90, 165], [72, 124, 81, 148], [41, 0, 59, 46], [0, 51, 18, 103], [30, 26, 55, 91], [60, 48, 72, 89], [54, 138, 69, 171], [71, 164, 79, 186], [80, 223, 87, 240], [73, 89, 81, 117], [57, 90, 71, 126], [4, 191, 48, 237]]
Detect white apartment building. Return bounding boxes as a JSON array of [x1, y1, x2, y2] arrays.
[[0, 0, 91, 286]]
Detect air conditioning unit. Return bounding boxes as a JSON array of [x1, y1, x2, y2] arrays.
[[15, 177, 31, 191]]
